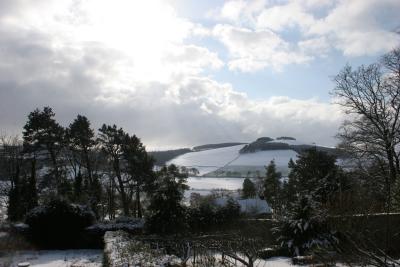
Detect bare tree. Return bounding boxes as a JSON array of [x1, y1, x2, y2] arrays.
[[333, 46, 400, 262]]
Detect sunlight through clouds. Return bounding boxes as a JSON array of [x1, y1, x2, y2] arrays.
[[0, 0, 398, 148]]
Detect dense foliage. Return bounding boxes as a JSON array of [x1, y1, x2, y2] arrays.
[[25, 199, 95, 248], [145, 165, 189, 235], [188, 197, 241, 232]]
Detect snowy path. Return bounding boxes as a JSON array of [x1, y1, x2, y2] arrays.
[[0, 249, 102, 267]]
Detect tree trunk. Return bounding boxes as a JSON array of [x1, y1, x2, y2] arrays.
[[84, 148, 93, 186], [113, 158, 130, 216], [136, 185, 142, 218]]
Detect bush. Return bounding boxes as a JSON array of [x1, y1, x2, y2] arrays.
[[188, 198, 241, 232], [274, 196, 337, 256], [25, 199, 95, 248]]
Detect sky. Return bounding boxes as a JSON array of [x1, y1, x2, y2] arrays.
[[0, 0, 399, 149]]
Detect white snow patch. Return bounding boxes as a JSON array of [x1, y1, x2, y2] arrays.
[[0, 249, 102, 267], [187, 177, 245, 191], [104, 231, 182, 267]]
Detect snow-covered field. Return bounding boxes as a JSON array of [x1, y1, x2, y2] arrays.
[[168, 145, 245, 175], [185, 177, 245, 198], [0, 250, 102, 267], [168, 144, 298, 177], [187, 177, 245, 191], [230, 149, 297, 167]]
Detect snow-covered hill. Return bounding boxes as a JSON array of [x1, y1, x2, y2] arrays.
[[167, 137, 338, 177], [168, 143, 300, 177]]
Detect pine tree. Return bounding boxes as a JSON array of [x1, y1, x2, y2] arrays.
[[121, 133, 155, 218], [242, 178, 256, 199], [145, 164, 189, 235], [263, 160, 282, 212], [23, 107, 65, 192], [286, 148, 339, 205], [67, 115, 96, 186], [275, 196, 336, 256], [98, 124, 130, 215]]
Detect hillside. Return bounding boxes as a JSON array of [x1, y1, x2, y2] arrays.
[[167, 137, 341, 177], [149, 148, 192, 165], [192, 142, 247, 151]]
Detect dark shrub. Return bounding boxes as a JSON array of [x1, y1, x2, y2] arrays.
[[25, 199, 95, 248], [188, 198, 241, 232]]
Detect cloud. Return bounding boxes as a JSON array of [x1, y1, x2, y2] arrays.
[[210, 0, 400, 72], [0, 0, 347, 149], [308, 0, 400, 56], [256, 1, 315, 32], [213, 24, 310, 72]]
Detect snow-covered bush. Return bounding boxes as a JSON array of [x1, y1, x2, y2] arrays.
[[25, 198, 95, 248], [274, 196, 338, 256]]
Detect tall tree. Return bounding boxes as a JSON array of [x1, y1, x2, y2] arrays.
[[263, 160, 282, 212], [1, 134, 38, 221], [333, 47, 400, 261], [145, 164, 189, 235], [23, 107, 65, 191], [287, 149, 340, 207], [67, 115, 96, 185], [122, 133, 155, 218], [242, 178, 256, 199], [98, 124, 131, 215], [334, 48, 400, 203]]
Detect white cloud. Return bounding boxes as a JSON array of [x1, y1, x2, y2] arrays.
[[308, 0, 400, 56], [256, 2, 315, 32], [208, 0, 266, 25], [213, 24, 310, 72], [210, 0, 400, 70]]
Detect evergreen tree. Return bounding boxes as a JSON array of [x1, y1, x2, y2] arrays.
[[98, 124, 130, 215], [145, 164, 189, 235], [121, 133, 155, 218], [275, 196, 336, 256], [67, 115, 95, 186], [242, 178, 256, 199], [263, 160, 282, 212], [23, 107, 65, 192], [287, 148, 339, 205]]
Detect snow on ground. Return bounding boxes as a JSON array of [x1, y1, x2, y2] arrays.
[[104, 231, 181, 267], [0, 196, 7, 222], [185, 177, 245, 199], [0, 250, 102, 267], [187, 177, 245, 191], [168, 145, 245, 175], [190, 254, 297, 267], [168, 144, 298, 177], [230, 149, 298, 167], [256, 257, 299, 267]]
